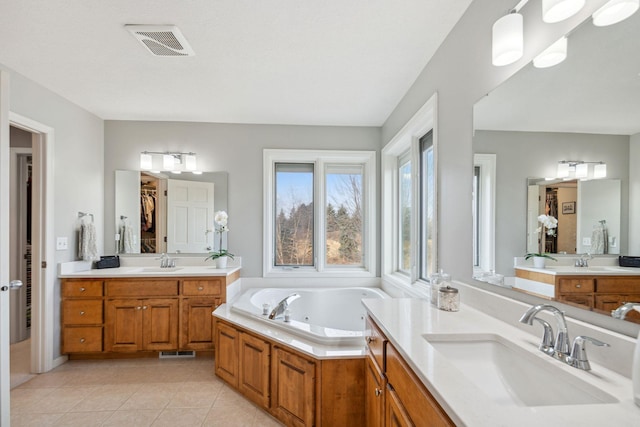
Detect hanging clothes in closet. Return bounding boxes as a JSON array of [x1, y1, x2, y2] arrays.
[[141, 190, 156, 233]]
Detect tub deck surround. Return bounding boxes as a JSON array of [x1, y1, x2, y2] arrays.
[[213, 303, 367, 359], [363, 298, 639, 426]]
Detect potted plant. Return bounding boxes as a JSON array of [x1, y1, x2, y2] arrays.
[[205, 210, 235, 268], [525, 214, 558, 268]]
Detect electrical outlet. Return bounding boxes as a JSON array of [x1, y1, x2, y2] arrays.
[[56, 237, 68, 250], [582, 237, 591, 246]]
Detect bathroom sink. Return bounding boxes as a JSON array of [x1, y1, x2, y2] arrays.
[[422, 333, 617, 407], [134, 267, 183, 273]]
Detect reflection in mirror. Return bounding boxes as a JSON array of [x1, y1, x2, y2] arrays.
[[526, 178, 621, 256], [114, 170, 228, 254], [472, 9, 640, 325]]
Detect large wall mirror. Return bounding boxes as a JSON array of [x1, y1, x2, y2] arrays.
[[114, 170, 228, 254], [472, 9, 639, 325]]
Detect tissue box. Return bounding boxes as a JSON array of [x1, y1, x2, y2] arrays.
[[95, 255, 120, 269], [619, 256, 640, 268]]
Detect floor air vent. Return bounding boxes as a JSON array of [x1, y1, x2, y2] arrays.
[[125, 25, 195, 57], [159, 350, 196, 359]]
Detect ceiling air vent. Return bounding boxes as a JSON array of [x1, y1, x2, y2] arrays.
[[125, 25, 195, 57]]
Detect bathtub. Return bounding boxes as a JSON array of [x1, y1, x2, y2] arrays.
[[230, 287, 389, 345]]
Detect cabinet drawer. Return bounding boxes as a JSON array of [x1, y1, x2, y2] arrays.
[[557, 278, 594, 293], [596, 277, 640, 293], [62, 280, 103, 297], [106, 280, 179, 297], [366, 316, 386, 373], [63, 326, 103, 353], [182, 279, 222, 296], [63, 300, 103, 324]]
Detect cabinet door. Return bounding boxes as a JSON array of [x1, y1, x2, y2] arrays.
[[365, 355, 385, 427], [386, 386, 413, 427], [239, 332, 271, 408], [272, 346, 316, 427], [215, 321, 239, 387], [142, 298, 179, 351], [180, 298, 220, 350], [105, 299, 142, 352]]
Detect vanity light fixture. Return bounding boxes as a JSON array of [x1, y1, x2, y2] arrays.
[[557, 160, 607, 179], [592, 0, 639, 26], [140, 151, 200, 174], [492, 11, 524, 66], [533, 36, 568, 68], [542, 0, 585, 23]]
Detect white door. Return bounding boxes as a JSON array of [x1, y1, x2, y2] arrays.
[[1, 70, 12, 425], [166, 179, 214, 253]]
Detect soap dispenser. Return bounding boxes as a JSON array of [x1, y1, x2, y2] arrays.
[[633, 307, 640, 407]]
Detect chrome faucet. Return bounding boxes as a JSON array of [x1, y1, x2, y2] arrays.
[[268, 293, 301, 320], [574, 253, 593, 267], [520, 303, 609, 370], [519, 304, 570, 360], [156, 253, 175, 268], [611, 302, 640, 320]]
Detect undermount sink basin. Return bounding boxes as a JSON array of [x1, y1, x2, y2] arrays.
[[134, 267, 183, 273], [422, 333, 617, 407]]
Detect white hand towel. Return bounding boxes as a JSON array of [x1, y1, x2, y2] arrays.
[[78, 222, 99, 261]]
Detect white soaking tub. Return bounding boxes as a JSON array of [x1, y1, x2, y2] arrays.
[[231, 287, 389, 345]]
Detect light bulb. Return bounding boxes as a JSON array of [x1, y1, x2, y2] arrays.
[[492, 13, 523, 66], [163, 154, 175, 170], [533, 37, 568, 68], [140, 153, 153, 170], [593, 0, 639, 26], [542, 0, 585, 23]]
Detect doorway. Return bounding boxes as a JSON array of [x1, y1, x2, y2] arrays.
[[9, 126, 34, 388]]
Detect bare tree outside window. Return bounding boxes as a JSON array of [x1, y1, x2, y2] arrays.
[[326, 168, 363, 265]]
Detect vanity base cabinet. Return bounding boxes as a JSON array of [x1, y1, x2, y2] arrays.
[[365, 355, 386, 427], [104, 298, 179, 352], [62, 273, 237, 356], [239, 332, 271, 408], [385, 386, 413, 427], [214, 321, 240, 387], [271, 346, 316, 427]]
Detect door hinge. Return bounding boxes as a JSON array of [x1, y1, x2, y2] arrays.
[[41, 261, 47, 269], [164, 190, 168, 196], [164, 236, 167, 242]]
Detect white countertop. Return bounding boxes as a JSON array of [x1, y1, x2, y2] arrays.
[[58, 265, 241, 278], [363, 298, 639, 426], [515, 265, 640, 276]]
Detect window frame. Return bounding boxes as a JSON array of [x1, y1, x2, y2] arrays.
[[381, 93, 438, 291], [263, 149, 376, 278]]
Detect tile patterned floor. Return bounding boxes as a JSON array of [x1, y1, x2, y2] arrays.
[[10, 356, 283, 427]]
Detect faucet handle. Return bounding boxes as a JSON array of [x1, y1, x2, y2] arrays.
[[567, 336, 610, 370], [532, 317, 555, 355]]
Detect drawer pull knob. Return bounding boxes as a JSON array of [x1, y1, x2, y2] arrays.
[[375, 388, 382, 397], [143, 306, 148, 310], [137, 306, 142, 310], [80, 287, 85, 292], [576, 284, 581, 288], [198, 287, 204, 291], [80, 338, 85, 343], [80, 311, 85, 315], [366, 336, 374, 344]]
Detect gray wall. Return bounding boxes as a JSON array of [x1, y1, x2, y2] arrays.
[[474, 130, 629, 274], [630, 133, 640, 254], [104, 120, 381, 277], [6, 64, 104, 359], [381, 0, 612, 282], [10, 126, 31, 147]]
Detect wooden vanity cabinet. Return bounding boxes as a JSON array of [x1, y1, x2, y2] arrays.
[[365, 316, 387, 427], [214, 320, 240, 387], [557, 278, 595, 309], [61, 280, 104, 353], [271, 346, 317, 427], [62, 272, 238, 356]]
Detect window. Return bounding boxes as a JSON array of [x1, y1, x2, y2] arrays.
[[381, 94, 437, 288], [264, 149, 376, 277]]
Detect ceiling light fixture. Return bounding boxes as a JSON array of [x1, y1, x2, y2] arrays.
[[542, 0, 585, 23], [140, 151, 200, 174], [492, 11, 524, 66], [592, 0, 639, 26], [533, 36, 568, 68]]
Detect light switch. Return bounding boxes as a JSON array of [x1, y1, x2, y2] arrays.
[[582, 237, 591, 246], [56, 237, 68, 250]]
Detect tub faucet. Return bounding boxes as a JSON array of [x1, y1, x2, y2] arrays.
[[269, 293, 301, 320], [611, 302, 640, 320], [519, 304, 570, 360]]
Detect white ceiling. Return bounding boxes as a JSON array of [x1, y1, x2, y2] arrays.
[[474, 8, 640, 136], [0, 0, 473, 126]]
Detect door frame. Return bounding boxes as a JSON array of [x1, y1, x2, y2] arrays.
[[9, 112, 56, 374], [1, 67, 11, 427]]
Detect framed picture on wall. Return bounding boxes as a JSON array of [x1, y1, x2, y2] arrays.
[[562, 201, 576, 214]]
